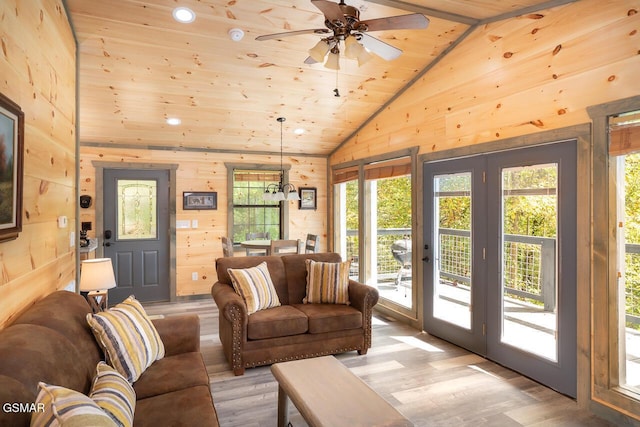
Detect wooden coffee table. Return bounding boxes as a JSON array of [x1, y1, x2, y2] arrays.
[[271, 356, 413, 427]]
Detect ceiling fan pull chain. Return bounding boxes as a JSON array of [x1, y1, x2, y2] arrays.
[[334, 68, 340, 97]]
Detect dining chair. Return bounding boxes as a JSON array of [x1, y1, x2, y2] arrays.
[[304, 234, 319, 253], [245, 231, 270, 256], [221, 236, 234, 257], [270, 239, 301, 255]]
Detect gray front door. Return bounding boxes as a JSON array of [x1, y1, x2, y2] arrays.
[[103, 168, 170, 304]]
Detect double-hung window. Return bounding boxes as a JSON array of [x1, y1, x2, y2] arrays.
[[231, 169, 281, 242]]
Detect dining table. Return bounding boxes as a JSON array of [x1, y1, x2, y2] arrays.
[[240, 239, 272, 255]]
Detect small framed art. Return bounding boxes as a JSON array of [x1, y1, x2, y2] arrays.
[[299, 187, 317, 210], [183, 192, 217, 210], [0, 93, 24, 242]]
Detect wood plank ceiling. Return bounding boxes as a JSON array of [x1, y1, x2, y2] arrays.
[[66, 0, 571, 156]]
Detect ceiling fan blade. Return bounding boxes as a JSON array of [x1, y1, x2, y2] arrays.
[[360, 13, 429, 32], [304, 56, 319, 64], [358, 33, 402, 61], [256, 28, 329, 41], [311, 0, 346, 25]]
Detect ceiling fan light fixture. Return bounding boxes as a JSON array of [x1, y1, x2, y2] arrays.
[[356, 48, 372, 66], [343, 35, 362, 59], [308, 40, 330, 63], [324, 47, 340, 70]]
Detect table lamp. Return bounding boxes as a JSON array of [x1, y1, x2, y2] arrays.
[[80, 258, 117, 312]]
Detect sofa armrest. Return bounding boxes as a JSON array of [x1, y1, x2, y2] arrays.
[[211, 283, 249, 324], [153, 314, 200, 357], [211, 282, 249, 375], [348, 280, 379, 313]]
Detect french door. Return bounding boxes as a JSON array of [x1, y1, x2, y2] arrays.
[[423, 141, 577, 397]]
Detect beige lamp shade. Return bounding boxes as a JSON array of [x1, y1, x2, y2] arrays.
[[80, 258, 117, 292], [308, 40, 330, 63], [324, 49, 340, 70]]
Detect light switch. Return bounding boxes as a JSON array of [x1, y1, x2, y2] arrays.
[[57, 215, 68, 228]]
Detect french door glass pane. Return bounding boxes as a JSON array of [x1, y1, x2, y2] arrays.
[[433, 172, 472, 329], [500, 164, 558, 361], [117, 179, 157, 240]]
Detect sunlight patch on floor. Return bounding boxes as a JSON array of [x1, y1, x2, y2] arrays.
[[468, 364, 502, 380], [429, 354, 485, 370], [391, 335, 444, 352]]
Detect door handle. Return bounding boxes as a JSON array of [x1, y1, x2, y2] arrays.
[[104, 229, 113, 246]]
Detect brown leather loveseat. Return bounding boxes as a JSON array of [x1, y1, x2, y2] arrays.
[[0, 291, 219, 426], [212, 252, 379, 375]]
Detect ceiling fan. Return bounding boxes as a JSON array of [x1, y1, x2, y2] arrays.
[[256, 0, 429, 68]]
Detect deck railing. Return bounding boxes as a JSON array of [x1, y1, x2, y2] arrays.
[[344, 229, 640, 326]]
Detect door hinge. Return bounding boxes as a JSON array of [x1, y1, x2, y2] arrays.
[[482, 171, 486, 183], [482, 323, 486, 336], [483, 247, 486, 260]]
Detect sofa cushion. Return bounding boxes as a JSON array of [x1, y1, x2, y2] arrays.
[[216, 255, 289, 304], [133, 352, 210, 400], [134, 385, 219, 427], [228, 262, 281, 314], [87, 296, 165, 383], [31, 382, 117, 427], [281, 253, 343, 303], [90, 362, 136, 427], [292, 303, 362, 334], [247, 305, 308, 340], [303, 259, 351, 305]]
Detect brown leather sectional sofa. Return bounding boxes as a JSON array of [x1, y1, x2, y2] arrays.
[[212, 252, 379, 375], [0, 291, 219, 426]]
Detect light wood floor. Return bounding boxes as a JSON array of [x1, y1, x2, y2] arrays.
[[143, 299, 614, 427]]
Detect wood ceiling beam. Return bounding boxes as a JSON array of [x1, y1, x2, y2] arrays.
[[363, 0, 477, 24]]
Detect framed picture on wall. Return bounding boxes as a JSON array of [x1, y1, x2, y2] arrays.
[[183, 191, 217, 210], [0, 93, 24, 243], [299, 187, 317, 210]]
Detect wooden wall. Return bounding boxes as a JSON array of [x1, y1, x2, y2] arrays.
[[331, 0, 640, 163], [79, 146, 327, 297], [0, 0, 77, 328]]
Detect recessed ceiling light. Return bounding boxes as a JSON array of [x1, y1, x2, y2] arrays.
[[294, 128, 305, 135], [172, 7, 195, 24], [166, 117, 181, 126]]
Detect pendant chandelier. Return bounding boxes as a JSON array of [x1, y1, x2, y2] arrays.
[[264, 117, 300, 202]]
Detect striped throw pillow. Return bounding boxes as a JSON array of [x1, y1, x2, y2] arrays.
[[304, 259, 351, 305], [228, 262, 281, 314], [87, 295, 165, 383], [31, 382, 117, 427], [90, 362, 136, 427]]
